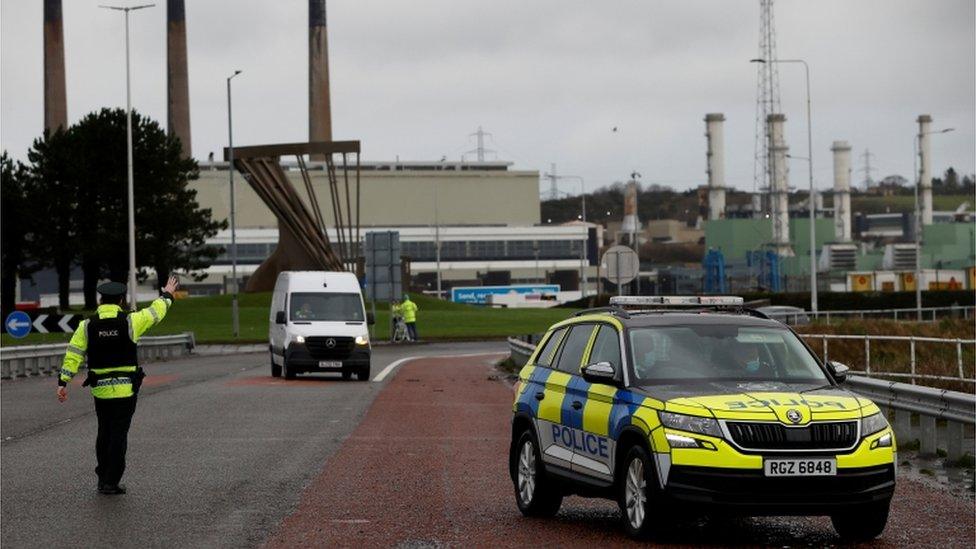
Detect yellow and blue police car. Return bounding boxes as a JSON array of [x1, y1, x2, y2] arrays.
[[510, 296, 895, 541]]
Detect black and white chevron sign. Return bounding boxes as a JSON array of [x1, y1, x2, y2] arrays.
[[1, 313, 81, 334]]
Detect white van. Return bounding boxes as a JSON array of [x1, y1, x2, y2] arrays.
[[269, 271, 374, 380]]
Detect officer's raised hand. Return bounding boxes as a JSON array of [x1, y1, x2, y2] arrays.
[[162, 275, 179, 295]]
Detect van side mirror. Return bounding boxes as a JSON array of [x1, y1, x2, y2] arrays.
[[275, 311, 286, 325], [366, 312, 375, 325], [581, 361, 616, 385], [829, 360, 850, 382]]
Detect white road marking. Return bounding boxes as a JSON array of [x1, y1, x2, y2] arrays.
[[372, 351, 506, 383]]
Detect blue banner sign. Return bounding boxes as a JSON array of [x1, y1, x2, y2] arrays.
[[451, 284, 560, 305]]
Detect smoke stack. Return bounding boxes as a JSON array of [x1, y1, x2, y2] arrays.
[[309, 0, 332, 157], [167, 0, 192, 158], [621, 180, 640, 247], [704, 113, 726, 220], [43, 0, 67, 134], [831, 140, 852, 242], [917, 114, 933, 225], [767, 114, 793, 256]]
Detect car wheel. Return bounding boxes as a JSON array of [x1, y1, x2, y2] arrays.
[[512, 430, 562, 517], [341, 370, 352, 381], [283, 360, 296, 380], [831, 500, 890, 542], [618, 444, 662, 540], [356, 367, 370, 381], [271, 354, 281, 378]]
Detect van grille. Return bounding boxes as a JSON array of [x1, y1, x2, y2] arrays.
[[726, 421, 857, 451], [305, 336, 354, 359]]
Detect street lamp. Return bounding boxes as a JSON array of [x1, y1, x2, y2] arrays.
[[752, 58, 817, 314], [227, 69, 242, 337], [913, 127, 954, 319], [100, 3, 155, 309]]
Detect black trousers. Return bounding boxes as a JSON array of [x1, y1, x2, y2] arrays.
[[94, 396, 138, 485], [406, 322, 418, 341]]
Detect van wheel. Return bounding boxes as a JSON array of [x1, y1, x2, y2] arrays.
[[618, 444, 665, 540], [512, 430, 562, 517], [356, 367, 370, 381], [283, 361, 296, 380], [341, 370, 352, 381], [271, 354, 281, 378]]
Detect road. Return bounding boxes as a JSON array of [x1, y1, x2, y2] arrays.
[[3, 343, 974, 548]]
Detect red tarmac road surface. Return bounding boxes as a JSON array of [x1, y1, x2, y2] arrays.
[[267, 355, 975, 547]]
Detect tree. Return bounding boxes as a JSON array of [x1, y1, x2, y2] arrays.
[[0, 152, 39, 314]]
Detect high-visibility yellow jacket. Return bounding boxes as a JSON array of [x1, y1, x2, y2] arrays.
[[59, 295, 173, 399], [400, 299, 418, 323]]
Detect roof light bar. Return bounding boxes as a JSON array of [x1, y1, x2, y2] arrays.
[[609, 296, 744, 307]]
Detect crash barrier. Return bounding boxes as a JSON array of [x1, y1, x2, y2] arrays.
[[0, 333, 196, 380], [507, 335, 975, 460], [846, 376, 975, 460], [800, 333, 975, 385], [785, 305, 974, 323]]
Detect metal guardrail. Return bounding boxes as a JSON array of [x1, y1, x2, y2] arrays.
[[799, 333, 975, 384], [0, 332, 196, 380], [506, 334, 975, 459], [812, 305, 974, 322]]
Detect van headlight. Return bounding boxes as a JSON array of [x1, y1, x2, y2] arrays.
[[355, 335, 369, 346], [861, 412, 889, 437], [659, 411, 722, 437], [294, 335, 305, 344]]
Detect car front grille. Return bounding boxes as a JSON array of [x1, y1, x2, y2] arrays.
[[305, 336, 354, 359], [725, 421, 858, 451]]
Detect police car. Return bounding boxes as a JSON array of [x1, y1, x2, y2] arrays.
[[510, 296, 895, 541]]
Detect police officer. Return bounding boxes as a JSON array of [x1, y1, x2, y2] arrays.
[[400, 293, 419, 342], [56, 275, 179, 495]]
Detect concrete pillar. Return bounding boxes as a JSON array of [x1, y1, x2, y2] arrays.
[[309, 0, 333, 158], [767, 114, 793, 256], [919, 414, 937, 455], [945, 421, 963, 461], [43, 0, 67, 134], [917, 115, 933, 225], [831, 140, 852, 242], [167, 0, 192, 158], [705, 113, 726, 220]]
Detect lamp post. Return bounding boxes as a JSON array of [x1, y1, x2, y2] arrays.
[[913, 127, 954, 319], [751, 58, 816, 314], [100, 3, 155, 309], [227, 69, 242, 337]]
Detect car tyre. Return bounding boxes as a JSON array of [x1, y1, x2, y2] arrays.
[[831, 500, 890, 542], [512, 430, 562, 517], [618, 444, 664, 540], [271, 354, 281, 378], [356, 367, 370, 381], [341, 370, 352, 381], [283, 360, 296, 380]]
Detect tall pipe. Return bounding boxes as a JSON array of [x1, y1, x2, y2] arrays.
[[43, 0, 67, 134], [767, 113, 793, 256], [917, 114, 933, 225], [831, 140, 852, 242], [167, 0, 191, 157], [621, 180, 639, 248], [705, 113, 726, 220], [309, 0, 332, 157]]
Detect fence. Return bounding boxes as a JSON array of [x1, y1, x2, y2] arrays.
[[811, 305, 974, 323], [0, 333, 196, 380], [799, 333, 975, 386]]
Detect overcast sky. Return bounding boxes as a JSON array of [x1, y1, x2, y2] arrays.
[[2, 0, 974, 196]]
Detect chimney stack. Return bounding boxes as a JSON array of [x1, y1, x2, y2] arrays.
[[831, 140, 852, 242], [767, 114, 793, 256], [917, 114, 933, 225], [167, 0, 192, 158], [43, 0, 67, 134], [621, 180, 640, 247], [309, 0, 332, 156], [704, 113, 726, 220]]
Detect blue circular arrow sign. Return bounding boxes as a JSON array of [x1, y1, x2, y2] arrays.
[[5, 311, 32, 339]]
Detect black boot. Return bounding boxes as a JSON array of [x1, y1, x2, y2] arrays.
[[98, 483, 126, 495]]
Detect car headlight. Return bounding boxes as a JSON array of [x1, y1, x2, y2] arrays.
[[659, 411, 722, 437], [861, 412, 889, 437], [871, 433, 893, 449], [355, 335, 369, 346], [294, 335, 305, 344]]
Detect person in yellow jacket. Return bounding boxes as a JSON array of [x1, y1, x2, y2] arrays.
[[400, 294, 419, 342], [56, 276, 179, 495]]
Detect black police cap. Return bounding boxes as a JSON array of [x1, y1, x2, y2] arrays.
[[97, 281, 127, 297]]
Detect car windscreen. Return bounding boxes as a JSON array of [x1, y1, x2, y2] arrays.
[[627, 325, 828, 384], [289, 292, 364, 322]]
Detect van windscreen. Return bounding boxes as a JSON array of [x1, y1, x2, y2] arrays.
[[290, 292, 364, 322]]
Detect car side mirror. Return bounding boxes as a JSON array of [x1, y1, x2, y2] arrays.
[[581, 361, 616, 385], [366, 312, 376, 325], [829, 360, 850, 382], [275, 311, 286, 325]]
